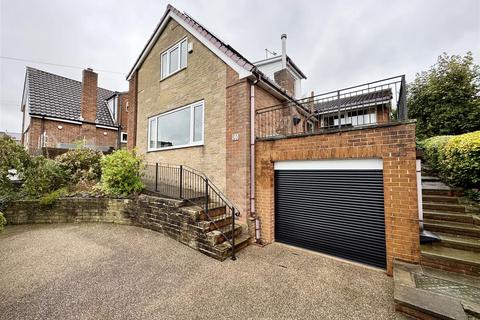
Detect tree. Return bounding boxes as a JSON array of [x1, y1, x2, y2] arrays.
[[408, 52, 480, 139]]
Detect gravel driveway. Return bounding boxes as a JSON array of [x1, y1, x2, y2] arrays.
[[0, 224, 407, 319]]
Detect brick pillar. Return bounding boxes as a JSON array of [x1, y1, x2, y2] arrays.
[[127, 71, 138, 150], [81, 68, 98, 123]]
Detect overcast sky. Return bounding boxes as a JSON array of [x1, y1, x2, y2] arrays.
[[1, 0, 479, 133]]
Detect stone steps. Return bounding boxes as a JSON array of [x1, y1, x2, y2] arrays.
[[206, 224, 244, 245], [423, 211, 474, 224], [422, 194, 460, 204], [423, 219, 480, 238], [423, 202, 466, 213], [432, 233, 480, 253], [394, 260, 480, 319], [421, 245, 480, 276], [199, 232, 251, 261]]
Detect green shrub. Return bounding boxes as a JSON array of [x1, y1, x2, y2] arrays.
[[421, 131, 480, 190], [442, 131, 480, 189], [100, 150, 144, 196], [420, 135, 453, 174], [39, 187, 68, 206], [0, 136, 31, 193], [55, 148, 102, 185], [23, 157, 67, 198], [0, 212, 6, 232]]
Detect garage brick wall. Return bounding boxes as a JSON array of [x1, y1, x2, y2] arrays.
[[254, 122, 419, 275]]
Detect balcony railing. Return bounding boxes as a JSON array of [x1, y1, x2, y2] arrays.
[[255, 75, 407, 139]]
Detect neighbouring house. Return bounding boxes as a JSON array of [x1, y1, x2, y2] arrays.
[[126, 4, 419, 275], [0, 131, 21, 144], [20, 67, 129, 155]]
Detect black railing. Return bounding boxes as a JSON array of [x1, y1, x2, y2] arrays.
[[255, 75, 407, 139], [142, 163, 240, 260]]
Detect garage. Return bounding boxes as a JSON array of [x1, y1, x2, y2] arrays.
[[274, 159, 386, 269]]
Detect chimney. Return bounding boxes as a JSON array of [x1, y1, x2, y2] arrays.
[[281, 34, 287, 69], [274, 34, 296, 96], [81, 68, 98, 122]]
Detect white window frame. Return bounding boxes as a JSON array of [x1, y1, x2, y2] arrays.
[[121, 132, 128, 143], [147, 100, 204, 152], [160, 37, 188, 80]]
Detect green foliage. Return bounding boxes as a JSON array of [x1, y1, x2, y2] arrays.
[[0, 136, 31, 194], [39, 187, 68, 206], [23, 157, 67, 198], [408, 52, 480, 139], [0, 212, 6, 232], [421, 131, 480, 190], [100, 150, 144, 196], [420, 135, 452, 172], [442, 131, 480, 189], [55, 148, 102, 185]]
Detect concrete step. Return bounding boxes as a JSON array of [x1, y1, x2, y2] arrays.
[[179, 203, 227, 221], [199, 233, 251, 261], [423, 219, 480, 238], [423, 194, 460, 204], [206, 223, 243, 245], [423, 202, 466, 213], [422, 175, 440, 182], [423, 211, 474, 224], [433, 233, 480, 253], [421, 245, 480, 276], [394, 260, 480, 319]]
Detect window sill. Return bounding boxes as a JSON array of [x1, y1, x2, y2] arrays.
[[147, 142, 204, 152], [159, 66, 187, 82]]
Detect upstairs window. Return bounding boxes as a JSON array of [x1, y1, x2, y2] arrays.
[[106, 96, 117, 123], [148, 100, 204, 151], [161, 38, 188, 79]]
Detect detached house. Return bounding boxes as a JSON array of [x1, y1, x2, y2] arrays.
[[20, 67, 129, 154], [126, 4, 420, 275]]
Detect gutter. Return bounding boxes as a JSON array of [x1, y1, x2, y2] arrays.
[[249, 73, 262, 244]]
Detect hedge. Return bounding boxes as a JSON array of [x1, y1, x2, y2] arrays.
[[421, 131, 480, 189]]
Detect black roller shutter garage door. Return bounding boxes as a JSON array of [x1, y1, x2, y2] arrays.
[[275, 160, 386, 269]]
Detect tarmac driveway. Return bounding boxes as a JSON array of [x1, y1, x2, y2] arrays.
[[0, 224, 407, 319]]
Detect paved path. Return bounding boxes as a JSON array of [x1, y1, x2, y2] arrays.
[[0, 224, 407, 319]]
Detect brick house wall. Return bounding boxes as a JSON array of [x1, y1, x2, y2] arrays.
[[134, 18, 228, 191], [127, 72, 138, 150], [24, 117, 117, 153], [254, 122, 419, 275]]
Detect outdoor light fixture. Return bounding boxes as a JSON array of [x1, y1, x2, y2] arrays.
[[103, 132, 107, 136], [293, 115, 301, 126], [57, 125, 63, 130]]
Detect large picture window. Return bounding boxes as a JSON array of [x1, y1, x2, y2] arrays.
[[148, 101, 204, 151], [161, 38, 188, 79]]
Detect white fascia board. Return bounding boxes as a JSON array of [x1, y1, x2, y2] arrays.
[[127, 12, 252, 80], [96, 124, 118, 130], [31, 115, 82, 125], [274, 159, 383, 171]]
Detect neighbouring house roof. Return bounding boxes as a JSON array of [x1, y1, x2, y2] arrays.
[[24, 67, 116, 127], [126, 4, 296, 101], [314, 89, 393, 114], [0, 131, 21, 141]]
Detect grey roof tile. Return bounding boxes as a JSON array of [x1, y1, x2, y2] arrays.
[[26, 67, 116, 127], [314, 89, 393, 113]]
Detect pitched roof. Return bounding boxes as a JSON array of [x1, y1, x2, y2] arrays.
[[314, 89, 393, 114], [127, 4, 256, 80], [25, 67, 116, 127]]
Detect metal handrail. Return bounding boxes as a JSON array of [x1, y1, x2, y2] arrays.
[[255, 75, 407, 139], [142, 162, 239, 260]]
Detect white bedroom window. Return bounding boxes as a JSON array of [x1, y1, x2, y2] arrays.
[[161, 38, 188, 79], [147, 100, 204, 151]]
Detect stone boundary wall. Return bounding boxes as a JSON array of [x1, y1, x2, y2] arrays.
[[4, 195, 234, 261], [4, 197, 133, 225]]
